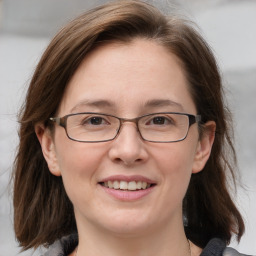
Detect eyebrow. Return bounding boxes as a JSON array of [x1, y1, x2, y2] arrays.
[[144, 99, 184, 111], [70, 98, 184, 113], [70, 99, 115, 113]]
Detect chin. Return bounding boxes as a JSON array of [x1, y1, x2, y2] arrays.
[[103, 222, 152, 238], [96, 209, 154, 235]]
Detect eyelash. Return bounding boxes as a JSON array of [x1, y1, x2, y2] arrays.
[[81, 116, 109, 125]]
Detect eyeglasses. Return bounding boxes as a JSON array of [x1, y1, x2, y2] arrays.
[[50, 112, 201, 143]]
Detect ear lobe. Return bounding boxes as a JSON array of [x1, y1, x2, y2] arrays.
[[35, 124, 61, 176], [192, 121, 216, 174]]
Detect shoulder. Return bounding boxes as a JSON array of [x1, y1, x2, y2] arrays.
[[201, 238, 254, 256], [41, 233, 78, 256], [223, 247, 254, 256]]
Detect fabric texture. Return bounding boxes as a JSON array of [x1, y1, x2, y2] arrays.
[[42, 234, 78, 256], [41, 234, 252, 256]]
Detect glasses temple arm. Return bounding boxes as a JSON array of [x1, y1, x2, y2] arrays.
[[49, 117, 66, 127]]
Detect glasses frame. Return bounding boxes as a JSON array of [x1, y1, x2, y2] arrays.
[[50, 112, 201, 143]]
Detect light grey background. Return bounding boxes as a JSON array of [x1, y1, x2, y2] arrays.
[[0, 0, 255, 255]]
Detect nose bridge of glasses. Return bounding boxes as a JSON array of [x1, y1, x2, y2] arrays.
[[116, 117, 142, 139], [119, 117, 140, 129], [114, 117, 144, 142]]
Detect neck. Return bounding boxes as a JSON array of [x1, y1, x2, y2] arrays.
[[75, 218, 191, 256]]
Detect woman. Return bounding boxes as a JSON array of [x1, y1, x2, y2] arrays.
[[13, 1, 248, 255]]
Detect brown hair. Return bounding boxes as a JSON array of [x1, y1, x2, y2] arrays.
[[13, 0, 244, 250]]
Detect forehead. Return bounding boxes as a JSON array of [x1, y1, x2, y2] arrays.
[[59, 39, 196, 116]]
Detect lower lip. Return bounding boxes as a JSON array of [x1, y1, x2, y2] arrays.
[[100, 185, 155, 201]]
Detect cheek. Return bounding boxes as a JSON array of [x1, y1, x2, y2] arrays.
[[57, 144, 97, 175], [54, 137, 107, 200], [54, 128, 105, 174], [151, 141, 197, 194], [151, 141, 196, 174]]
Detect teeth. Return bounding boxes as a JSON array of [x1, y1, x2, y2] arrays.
[[102, 180, 152, 190], [128, 181, 137, 191], [120, 181, 128, 190], [113, 181, 119, 189], [136, 181, 142, 189], [108, 181, 113, 189]]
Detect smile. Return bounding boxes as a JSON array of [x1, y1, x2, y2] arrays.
[[98, 175, 156, 200], [100, 180, 153, 191]]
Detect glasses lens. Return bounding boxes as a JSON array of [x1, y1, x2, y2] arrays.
[[139, 113, 189, 142], [66, 113, 119, 142]]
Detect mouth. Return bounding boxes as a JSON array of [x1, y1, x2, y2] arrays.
[[99, 180, 155, 191], [98, 176, 156, 201]]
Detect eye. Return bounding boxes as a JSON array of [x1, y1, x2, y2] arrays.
[[146, 116, 173, 125], [81, 116, 110, 126], [152, 116, 167, 125], [89, 117, 104, 125]]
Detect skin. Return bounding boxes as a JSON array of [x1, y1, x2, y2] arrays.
[[36, 39, 215, 256]]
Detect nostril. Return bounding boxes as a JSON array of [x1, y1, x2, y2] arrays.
[[123, 158, 143, 166], [113, 157, 143, 166], [114, 158, 122, 163]]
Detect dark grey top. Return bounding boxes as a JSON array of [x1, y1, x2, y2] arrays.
[[42, 234, 252, 256]]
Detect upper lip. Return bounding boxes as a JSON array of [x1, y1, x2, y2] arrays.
[[99, 175, 156, 184]]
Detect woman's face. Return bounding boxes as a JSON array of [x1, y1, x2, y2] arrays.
[[40, 39, 214, 237]]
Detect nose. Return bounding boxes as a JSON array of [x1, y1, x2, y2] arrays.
[[108, 122, 149, 166]]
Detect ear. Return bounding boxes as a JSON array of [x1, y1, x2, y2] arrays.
[[35, 124, 61, 176], [192, 121, 216, 174]]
